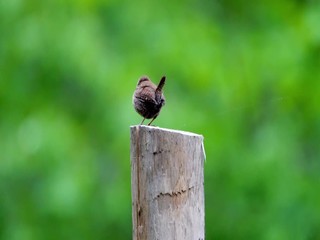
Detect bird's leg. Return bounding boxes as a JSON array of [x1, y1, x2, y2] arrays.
[[148, 116, 157, 126], [140, 118, 146, 125]]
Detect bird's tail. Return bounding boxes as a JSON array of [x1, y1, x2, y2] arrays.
[[156, 76, 166, 92]]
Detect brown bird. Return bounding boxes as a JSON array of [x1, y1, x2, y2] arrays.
[[133, 75, 166, 125]]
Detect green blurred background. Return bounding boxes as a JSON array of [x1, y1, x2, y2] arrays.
[[1, 0, 320, 239]]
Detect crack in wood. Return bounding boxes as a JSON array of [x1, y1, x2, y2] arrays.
[[154, 186, 194, 200], [152, 149, 170, 155], [153, 149, 162, 155]]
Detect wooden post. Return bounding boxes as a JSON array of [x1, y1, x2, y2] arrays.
[[130, 125, 205, 240]]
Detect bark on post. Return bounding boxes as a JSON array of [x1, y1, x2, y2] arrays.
[[130, 125, 205, 240]]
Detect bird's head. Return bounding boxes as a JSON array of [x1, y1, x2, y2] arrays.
[[137, 76, 150, 86]]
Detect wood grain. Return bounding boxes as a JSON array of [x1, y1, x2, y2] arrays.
[[130, 125, 205, 240]]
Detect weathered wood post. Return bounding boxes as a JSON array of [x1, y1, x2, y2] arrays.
[[130, 125, 205, 240]]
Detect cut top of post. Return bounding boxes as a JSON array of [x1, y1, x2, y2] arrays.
[[130, 125, 206, 161], [130, 125, 204, 138]]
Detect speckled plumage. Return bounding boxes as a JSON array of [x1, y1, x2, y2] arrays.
[[133, 76, 166, 125]]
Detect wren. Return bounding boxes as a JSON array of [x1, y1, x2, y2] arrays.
[[132, 75, 166, 125]]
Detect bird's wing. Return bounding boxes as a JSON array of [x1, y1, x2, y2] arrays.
[[136, 87, 157, 104]]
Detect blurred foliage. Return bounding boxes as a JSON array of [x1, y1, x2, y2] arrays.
[[1, 0, 320, 239]]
